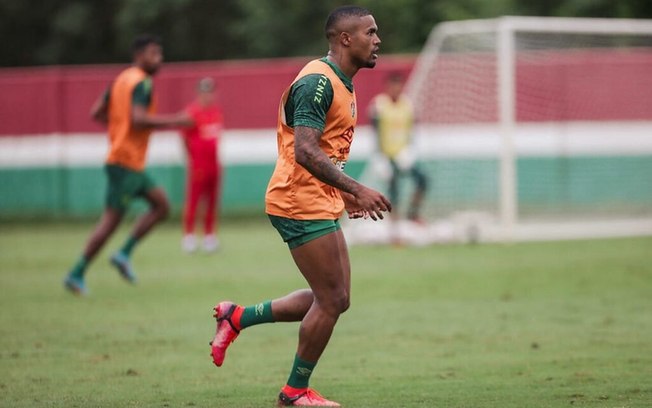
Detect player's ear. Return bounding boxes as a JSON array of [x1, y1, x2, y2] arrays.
[[340, 31, 352, 47]]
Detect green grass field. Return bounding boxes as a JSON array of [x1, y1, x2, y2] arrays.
[[1, 219, 651, 407]]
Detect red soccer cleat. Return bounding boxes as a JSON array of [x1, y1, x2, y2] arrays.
[[209, 301, 241, 367], [278, 386, 341, 407]]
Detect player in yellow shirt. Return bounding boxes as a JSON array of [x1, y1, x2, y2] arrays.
[[369, 72, 428, 226], [209, 6, 390, 407], [64, 35, 191, 295]]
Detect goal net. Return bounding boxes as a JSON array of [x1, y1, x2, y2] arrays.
[[348, 17, 652, 244]]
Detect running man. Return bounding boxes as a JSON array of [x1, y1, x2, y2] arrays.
[[63, 34, 192, 295], [180, 77, 224, 253], [209, 6, 389, 407]]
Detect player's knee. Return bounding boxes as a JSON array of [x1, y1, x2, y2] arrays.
[[333, 291, 350, 315], [156, 200, 170, 220], [340, 294, 351, 314], [319, 290, 349, 316]]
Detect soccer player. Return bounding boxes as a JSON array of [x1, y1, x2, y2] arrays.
[[209, 6, 389, 407], [180, 78, 224, 253], [63, 34, 192, 295], [368, 72, 428, 226]]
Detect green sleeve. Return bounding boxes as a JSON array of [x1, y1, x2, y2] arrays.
[[285, 74, 333, 132], [132, 78, 152, 107]]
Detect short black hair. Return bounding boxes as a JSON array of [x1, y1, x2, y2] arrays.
[[325, 6, 371, 39], [131, 34, 161, 54]]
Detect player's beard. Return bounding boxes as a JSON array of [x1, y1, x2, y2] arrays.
[[354, 53, 377, 69], [144, 63, 161, 75], [365, 48, 379, 68]]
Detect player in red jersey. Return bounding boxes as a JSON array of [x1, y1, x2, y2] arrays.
[[180, 78, 224, 253]]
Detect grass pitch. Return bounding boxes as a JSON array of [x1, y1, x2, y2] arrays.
[[1, 219, 651, 407]]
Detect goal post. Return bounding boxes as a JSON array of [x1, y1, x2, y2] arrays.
[[497, 19, 517, 239], [351, 17, 652, 244]]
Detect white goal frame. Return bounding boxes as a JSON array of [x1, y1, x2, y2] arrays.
[[404, 16, 652, 242]]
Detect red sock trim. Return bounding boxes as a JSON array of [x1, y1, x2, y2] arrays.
[[281, 384, 308, 396], [231, 306, 244, 331]]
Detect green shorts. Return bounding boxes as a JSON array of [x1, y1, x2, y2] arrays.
[[105, 164, 157, 213], [268, 215, 341, 249]]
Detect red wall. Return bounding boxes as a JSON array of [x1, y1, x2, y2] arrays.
[[3, 49, 651, 136], [0, 56, 415, 136]]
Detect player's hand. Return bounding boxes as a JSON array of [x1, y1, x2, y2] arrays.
[[175, 112, 195, 127], [342, 191, 373, 219], [351, 186, 392, 221], [347, 209, 370, 219], [342, 191, 366, 219]]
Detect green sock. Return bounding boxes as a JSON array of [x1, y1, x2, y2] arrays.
[[70, 256, 88, 279], [239, 300, 274, 329], [287, 354, 317, 389], [119, 236, 139, 257]]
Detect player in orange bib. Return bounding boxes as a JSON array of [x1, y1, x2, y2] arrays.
[[209, 6, 390, 407], [63, 35, 191, 295]]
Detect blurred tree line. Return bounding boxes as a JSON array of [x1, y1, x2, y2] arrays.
[[1, 0, 651, 67]]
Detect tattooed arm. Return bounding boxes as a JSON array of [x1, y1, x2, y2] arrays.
[[294, 126, 391, 220], [294, 126, 360, 194]]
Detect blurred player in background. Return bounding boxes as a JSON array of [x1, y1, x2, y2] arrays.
[[368, 72, 428, 228], [63, 34, 192, 295], [179, 78, 223, 253], [209, 6, 389, 407]]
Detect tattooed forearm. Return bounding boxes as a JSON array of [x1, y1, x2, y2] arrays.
[[294, 126, 360, 195]]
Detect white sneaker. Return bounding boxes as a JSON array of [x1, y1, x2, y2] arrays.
[[203, 235, 220, 252], [182, 234, 197, 253]]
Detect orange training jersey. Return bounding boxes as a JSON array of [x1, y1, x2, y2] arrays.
[[106, 67, 157, 171], [265, 59, 357, 220]]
